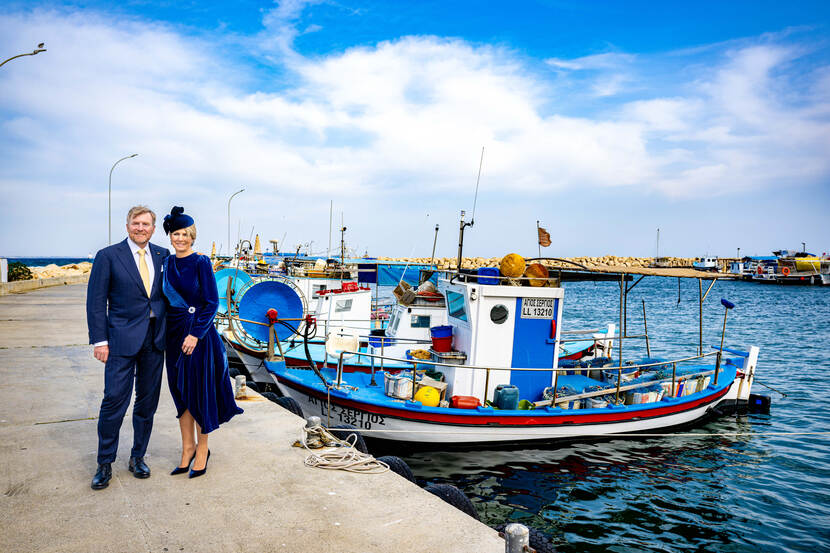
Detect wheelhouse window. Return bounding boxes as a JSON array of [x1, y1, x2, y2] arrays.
[[446, 290, 468, 322], [411, 315, 431, 328], [335, 298, 353, 313]]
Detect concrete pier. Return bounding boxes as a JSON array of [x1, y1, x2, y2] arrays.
[[0, 285, 504, 553]]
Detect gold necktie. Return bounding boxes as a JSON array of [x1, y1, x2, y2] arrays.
[[138, 249, 151, 297]]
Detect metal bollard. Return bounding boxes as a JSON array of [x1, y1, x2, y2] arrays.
[[234, 375, 247, 399], [306, 415, 321, 428], [504, 523, 529, 553]]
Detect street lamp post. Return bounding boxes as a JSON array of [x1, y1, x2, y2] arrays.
[[0, 43, 46, 69], [227, 188, 245, 257], [109, 154, 138, 245]]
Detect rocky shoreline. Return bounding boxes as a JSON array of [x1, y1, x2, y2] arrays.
[[27, 262, 93, 279], [0, 262, 93, 296]]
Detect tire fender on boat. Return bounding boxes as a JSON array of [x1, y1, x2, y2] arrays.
[[376, 456, 415, 483], [274, 396, 304, 418], [424, 483, 479, 521]]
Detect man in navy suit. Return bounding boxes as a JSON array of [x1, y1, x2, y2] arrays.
[[87, 205, 170, 490]]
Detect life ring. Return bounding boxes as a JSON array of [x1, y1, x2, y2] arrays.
[[756, 266, 763, 275], [782, 266, 791, 276]]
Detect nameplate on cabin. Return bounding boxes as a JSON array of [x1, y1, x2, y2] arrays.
[[520, 297, 554, 319]]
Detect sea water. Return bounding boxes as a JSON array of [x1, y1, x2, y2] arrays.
[[397, 278, 830, 553], [6, 257, 92, 267]]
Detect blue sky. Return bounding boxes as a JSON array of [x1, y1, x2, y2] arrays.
[[1, 1, 829, 258]]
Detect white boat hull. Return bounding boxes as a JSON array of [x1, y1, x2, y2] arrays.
[[273, 375, 737, 444]]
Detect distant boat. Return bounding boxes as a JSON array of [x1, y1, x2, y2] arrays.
[[692, 257, 719, 272]]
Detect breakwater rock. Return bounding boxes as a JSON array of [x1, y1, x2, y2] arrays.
[[375, 256, 694, 271], [1, 262, 93, 295], [27, 262, 93, 279]]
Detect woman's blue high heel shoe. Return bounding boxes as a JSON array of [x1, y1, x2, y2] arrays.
[[171, 451, 196, 475], [189, 450, 210, 479]]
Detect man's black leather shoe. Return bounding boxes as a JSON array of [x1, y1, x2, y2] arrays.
[[128, 457, 151, 479], [91, 463, 112, 490]]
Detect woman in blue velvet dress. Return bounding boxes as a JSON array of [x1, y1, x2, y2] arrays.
[[162, 207, 242, 478]]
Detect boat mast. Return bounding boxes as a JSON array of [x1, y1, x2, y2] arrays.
[[430, 224, 439, 265], [340, 213, 346, 267], [328, 200, 333, 259], [456, 147, 484, 272], [656, 228, 660, 261]]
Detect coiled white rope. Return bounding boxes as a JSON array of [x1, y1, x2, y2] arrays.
[[297, 424, 389, 474]]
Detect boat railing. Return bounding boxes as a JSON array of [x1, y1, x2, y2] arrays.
[[559, 328, 603, 335], [331, 348, 723, 406]]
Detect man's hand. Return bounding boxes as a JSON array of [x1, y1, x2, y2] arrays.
[[94, 345, 109, 363], [182, 335, 198, 355]]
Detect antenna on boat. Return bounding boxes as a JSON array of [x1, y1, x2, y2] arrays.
[[656, 228, 660, 261], [456, 147, 484, 272], [328, 200, 333, 259], [471, 146, 483, 223], [340, 212, 347, 272], [430, 224, 439, 265]]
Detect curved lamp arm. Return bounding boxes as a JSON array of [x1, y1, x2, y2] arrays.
[[0, 44, 47, 69]]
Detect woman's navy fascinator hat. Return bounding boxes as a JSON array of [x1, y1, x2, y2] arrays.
[[163, 206, 194, 235]]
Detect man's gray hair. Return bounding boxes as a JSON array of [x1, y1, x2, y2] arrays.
[[126, 205, 156, 225]]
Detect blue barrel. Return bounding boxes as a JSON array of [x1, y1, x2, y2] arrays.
[[494, 384, 520, 410]]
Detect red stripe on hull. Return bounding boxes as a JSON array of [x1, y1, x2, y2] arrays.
[[275, 375, 730, 427]]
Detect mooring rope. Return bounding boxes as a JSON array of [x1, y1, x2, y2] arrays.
[[297, 424, 389, 474], [753, 378, 788, 397]]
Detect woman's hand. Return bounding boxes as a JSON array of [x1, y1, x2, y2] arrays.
[[182, 335, 198, 355]]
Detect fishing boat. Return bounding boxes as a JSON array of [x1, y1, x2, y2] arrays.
[[692, 257, 719, 272], [748, 249, 830, 285], [217, 261, 445, 384], [227, 255, 761, 446]]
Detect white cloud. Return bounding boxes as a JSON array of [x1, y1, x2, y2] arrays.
[[0, 8, 828, 256]]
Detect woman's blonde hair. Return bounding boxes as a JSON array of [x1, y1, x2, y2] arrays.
[[172, 224, 197, 241]]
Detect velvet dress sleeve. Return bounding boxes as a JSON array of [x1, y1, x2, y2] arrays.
[[190, 255, 219, 339]]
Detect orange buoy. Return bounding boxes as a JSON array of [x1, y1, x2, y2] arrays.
[[782, 266, 791, 276], [500, 253, 526, 278], [525, 262, 549, 287]]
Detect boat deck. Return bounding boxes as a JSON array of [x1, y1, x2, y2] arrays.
[[271, 360, 736, 417]]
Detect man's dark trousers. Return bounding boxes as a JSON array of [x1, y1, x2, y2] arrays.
[[96, 318, 164, 464]]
